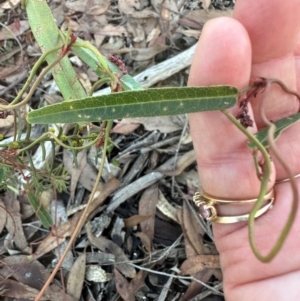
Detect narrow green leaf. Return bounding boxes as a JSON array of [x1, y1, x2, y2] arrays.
[[25, 0, 86, 100], [27, 192, 53, 229], [71, 40, 143, 91], [248, 113, 300, 149], [27, 86, 238, 124]]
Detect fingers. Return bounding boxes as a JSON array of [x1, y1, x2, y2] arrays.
[[188, 17, 274, 199], [234, 0, 300, 128], [234, 0, 300, 178]]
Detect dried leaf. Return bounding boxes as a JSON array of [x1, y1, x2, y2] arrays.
[[0, 255, 49, 289], [3, 191, 31, 254], [86, 222, 136, 278], [138, 184, 159, 240], [112, 122, 140, 135], [156, 190, 178, 223], [124, 214, 153, 228], [180, 255, 220, 275], [63, 149, 88, 202], [129, 45, 169, 61], [35, 212, 81, 258], [182, 269, 214, 301], [0, 20, 29, 40], [115, 116, 184, 133], [65, 0, 110, 15], [181, 201, 205, 255], [135, 232, 152, 254], [114, 268, 135, 301], [67, 253, 86, 300], [0, 276, 48, 300]]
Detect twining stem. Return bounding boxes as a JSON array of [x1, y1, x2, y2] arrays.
[[34, 120, 113, 301], [249, 79, 298, 262], [221, 109, 272, 262], [18, 131, 101, 153], [0, 46, 61, 109], [0, 49, 64, 110]]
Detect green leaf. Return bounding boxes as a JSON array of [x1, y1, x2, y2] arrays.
[[27, 192, 53, 229], [71, 41, 143, 91], [27, 86, 238, 124], [25, 0, 86, 100], [248, 113, 300, 148]]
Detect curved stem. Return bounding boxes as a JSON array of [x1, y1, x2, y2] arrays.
[[18, 131, 101, 153], [221, 110, 273, 262], [0, 49, 63, 110]]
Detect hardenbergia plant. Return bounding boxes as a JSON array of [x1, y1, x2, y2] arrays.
[[0, 0, 300, 299]]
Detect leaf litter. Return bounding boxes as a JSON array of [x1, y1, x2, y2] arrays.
[[0, 1, 234, 300]]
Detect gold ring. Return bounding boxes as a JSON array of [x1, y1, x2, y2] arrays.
[[276, 173, 300, 184], [193, 189, 274, 223]]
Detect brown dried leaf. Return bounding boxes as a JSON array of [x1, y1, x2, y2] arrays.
[[67, 253, 86, 300], [127, 20, 145, 43], [112, 122, 140, 135], [181, 201, 205, 255], [180, 255, 220, 275], [0, 20, 29, 40], [177, 208, 197, 258], [160, 0, 179, 30], [135, 232, 152, 254], [65, 0, 110, 15], [138, 184, 158, 240], [114, 268, 135, 301], [3, 191, 31, 254], [129, 45, 169, 61], [86, 178, 121, 217], [0, 276, 48, 300], [156, 190, 178, 223], [86, 222, 136, 278], [115, 116, 183, 133], [124, 214, 153, 228], [94, 24, 128, 37], [0, 255, 49, 289], [63, 149, 88, 202], [128, 268, 149, 296], [35, 212, 81, 258], [182, 269, 214, 301]]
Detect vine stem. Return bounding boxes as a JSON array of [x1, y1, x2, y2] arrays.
[[18, 130, 101, 153], [0, 49, 64, 110], [34, 120, 113, 301], [0, 46, 61, 109], [221, 110, 272, 262], [251, 79, 298, 262]]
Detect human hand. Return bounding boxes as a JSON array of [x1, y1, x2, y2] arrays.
[[188, 0, 300, 300]]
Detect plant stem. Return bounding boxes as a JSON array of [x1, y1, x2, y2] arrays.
[[34, 120, 112, 301]]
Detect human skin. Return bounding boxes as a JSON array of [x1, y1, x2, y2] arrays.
[[188, 0, 300, 300]]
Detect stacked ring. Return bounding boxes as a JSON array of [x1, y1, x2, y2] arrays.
[[193, 189, 275, 223]]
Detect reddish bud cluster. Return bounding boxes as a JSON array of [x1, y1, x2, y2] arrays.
[[107, 55, 128, 75]]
